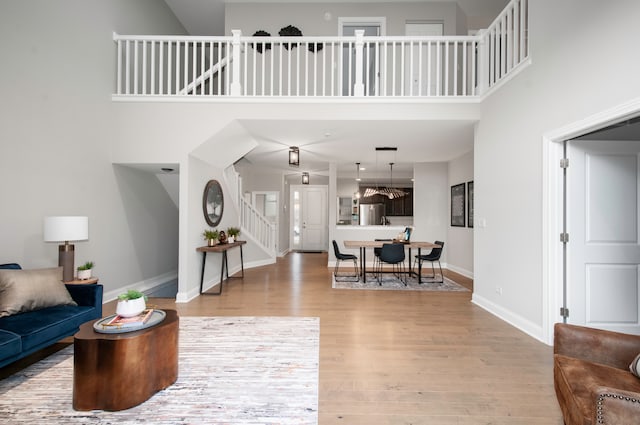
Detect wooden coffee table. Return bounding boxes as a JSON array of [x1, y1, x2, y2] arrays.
[[73, 309, 179, 411]]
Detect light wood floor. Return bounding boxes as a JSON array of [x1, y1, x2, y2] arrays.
[[113, 252, 563, 424], [2, 252, 563, 424]]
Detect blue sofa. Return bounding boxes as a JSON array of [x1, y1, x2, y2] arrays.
[[0, 263, 103, 368]]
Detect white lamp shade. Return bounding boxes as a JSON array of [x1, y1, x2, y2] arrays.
[[44, 216, 89, 242]]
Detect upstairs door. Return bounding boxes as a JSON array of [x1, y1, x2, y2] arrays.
[[340, 18, 384, 96], [405, 22, 443, 96], [567, 139, 640, 334], [291, 185, 328, 251]]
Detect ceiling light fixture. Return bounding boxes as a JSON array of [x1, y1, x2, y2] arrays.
[[289, 146, 300, 167], [302, 172, 310, 184], [355, 162, 361, 182]]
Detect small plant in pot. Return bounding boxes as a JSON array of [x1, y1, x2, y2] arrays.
[[77, 261, 94, 280], [203, 229, 219, 247], [116, 289, 147, 317], [227, 226, 240, 243]]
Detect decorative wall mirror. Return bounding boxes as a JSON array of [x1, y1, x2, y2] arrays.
[[203, 180, 224, 227]]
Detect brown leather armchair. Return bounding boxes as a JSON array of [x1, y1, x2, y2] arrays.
[[554, 323, 640, 424]]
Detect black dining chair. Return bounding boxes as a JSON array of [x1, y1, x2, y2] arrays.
[[373, 238, 393, 272], [414, 241, 444, 283], [376, 243, 406, 286], [332, 240, 359, 282]]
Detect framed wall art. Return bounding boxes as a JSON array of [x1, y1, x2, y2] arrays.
[[451, 183, 466, 227], [467, 180, 474, 228]]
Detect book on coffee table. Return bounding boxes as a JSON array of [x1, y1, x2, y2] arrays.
[[103, 309, 154, 328]]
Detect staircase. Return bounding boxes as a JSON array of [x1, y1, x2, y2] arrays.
[[223, 166, 277, 259]]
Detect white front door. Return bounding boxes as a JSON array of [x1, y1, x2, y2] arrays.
[[567, 139, 640, 333], [405, 22, 443, 96], [290, 185, 328, 251]]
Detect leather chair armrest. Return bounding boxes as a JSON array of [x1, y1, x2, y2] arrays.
[[593, 387, 640, 424], [554, 323, 640, 370]]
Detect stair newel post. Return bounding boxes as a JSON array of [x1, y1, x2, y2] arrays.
[[230, 30, 242, 96], [476, 29, 488, 96], [354, 30, 365, 97]]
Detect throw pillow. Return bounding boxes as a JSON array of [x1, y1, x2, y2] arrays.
[[0, 267, 77, 318], [630, 353, 640, 378]]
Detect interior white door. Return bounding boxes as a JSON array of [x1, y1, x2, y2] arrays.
[[567, 139, 640, 334], [405, 22, 443, 96], [290, 185, 328, 251]]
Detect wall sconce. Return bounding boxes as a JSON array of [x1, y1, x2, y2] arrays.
[[302, 172, 310, 184], [289, 146, 300, 167], [44, 216, 89, 282]]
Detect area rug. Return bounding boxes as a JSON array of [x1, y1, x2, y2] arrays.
[[332, 273, 469, 292], [0, 316, 319, 424]]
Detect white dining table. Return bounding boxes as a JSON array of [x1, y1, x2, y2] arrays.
[[343, 240, 440, 283]]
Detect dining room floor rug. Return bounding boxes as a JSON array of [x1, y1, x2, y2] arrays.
[[332, 273, 469, 291], [0, 316, 319, 424]]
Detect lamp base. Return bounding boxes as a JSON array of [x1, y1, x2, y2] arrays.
[[59, 244, 75, 282]]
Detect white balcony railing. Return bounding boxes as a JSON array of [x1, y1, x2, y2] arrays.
[[113, 0, 527, 100]]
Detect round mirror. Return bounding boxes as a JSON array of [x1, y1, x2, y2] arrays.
[[203, 180, 224, 227]]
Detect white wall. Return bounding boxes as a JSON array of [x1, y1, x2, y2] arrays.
[[473, 0, 640, 343], [0, 0, 186, 297], [412, 162, 449, 260], [447, 150, 474, 276], [225, 2, 466, 36]]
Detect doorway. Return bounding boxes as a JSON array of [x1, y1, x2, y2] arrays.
[[290, 185, 328, 251], [339, 17, 385, 96], [405, 21, 444, 96], [545, 99, 640, 342]]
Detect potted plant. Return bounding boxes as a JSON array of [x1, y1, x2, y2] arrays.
[[77, 261, 94, 280], [227, 226, 241, 243], [203, 229, 219, 247], [116, 289, 147, 317]]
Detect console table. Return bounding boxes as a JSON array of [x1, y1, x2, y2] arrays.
[[196, 240, 246, 295]]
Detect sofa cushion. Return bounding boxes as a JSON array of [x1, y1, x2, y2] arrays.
[[554, 354, 640, 424], [0, 305, 95, 352], [630, 353, 640, 378], [0, 267, 76, 318], [0, 329, 21, 362], [0, 263, 22, 270]]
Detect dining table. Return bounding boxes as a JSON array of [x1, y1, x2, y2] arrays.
[[343, 240, 440, 283]]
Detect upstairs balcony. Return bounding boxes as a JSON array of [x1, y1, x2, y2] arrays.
[[113, 0, 528, 102]]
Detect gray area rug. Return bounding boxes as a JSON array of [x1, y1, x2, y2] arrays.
[[333, 273, 469, 291], [0, 316, 319, 424]]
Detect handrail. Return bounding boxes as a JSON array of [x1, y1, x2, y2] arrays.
[[112, 0, 528, 99]]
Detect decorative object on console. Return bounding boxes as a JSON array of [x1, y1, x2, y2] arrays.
[[227, 226, 240, 243], [202, 228, 219, 247], [43, 216, 89, 282], [76, 261, 93, 280], [218, 230, 227, 244], [116, 289, 147, 318], [203, 180, 224, 227]]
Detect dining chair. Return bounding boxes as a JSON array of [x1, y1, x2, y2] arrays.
[[376, 243, 406, 286], [332, 240, 359, 282], [413, 240, 444, 283], [373, 238, 393, 272]]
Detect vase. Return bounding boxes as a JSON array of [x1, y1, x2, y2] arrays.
[[207, 238, 216, 247], [228, 235, 235, 243], [116, 297, 146, 317], [77, 269, 92, 280]]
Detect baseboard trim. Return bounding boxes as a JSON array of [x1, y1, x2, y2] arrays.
[[446, 264, 474, 279], [103, 270, 178, 303], [471, 293, 546, 345]]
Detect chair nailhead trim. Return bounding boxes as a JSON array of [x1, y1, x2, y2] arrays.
[[596, 393, 640, 424]]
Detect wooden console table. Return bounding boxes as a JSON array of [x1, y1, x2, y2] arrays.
[[196, 240, 246, 295], [73, 309, 179, 411]]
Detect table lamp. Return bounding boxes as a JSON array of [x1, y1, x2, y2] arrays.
[[44, 216, 89, 282]]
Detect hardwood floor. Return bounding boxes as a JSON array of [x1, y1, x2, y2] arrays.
[[110, 252, 563, 424], [2, 252, 562, 424]]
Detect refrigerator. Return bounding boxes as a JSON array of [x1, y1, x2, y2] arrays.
[[359, 203, 385, 225]]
